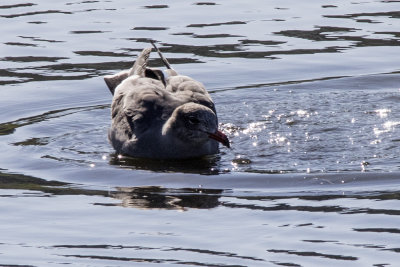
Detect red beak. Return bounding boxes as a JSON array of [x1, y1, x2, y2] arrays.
[[208, 130, 230, 148]]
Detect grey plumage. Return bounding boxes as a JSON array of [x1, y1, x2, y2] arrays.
[[105, 45, 229, 159]]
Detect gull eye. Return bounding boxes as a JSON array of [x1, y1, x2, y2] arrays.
[[188, 116, 200, 125]]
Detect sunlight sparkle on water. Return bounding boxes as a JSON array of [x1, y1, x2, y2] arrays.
[[242, 122, 266, 135], [370, 139, 381, 145], [383, 121, 400, 129], [375, 108, 391, 118], [291, 109, 311, 118], [268, 132, 288, 145], [374, 121, 400, 136]]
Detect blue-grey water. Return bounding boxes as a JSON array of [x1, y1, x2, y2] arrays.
[[1, 0, 400, 266]]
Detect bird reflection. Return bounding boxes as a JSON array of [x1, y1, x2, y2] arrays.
[[109, 186, 223, 210], [108, 153, 222, 175]]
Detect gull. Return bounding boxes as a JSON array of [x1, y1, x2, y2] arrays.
[[104, 43, 230, 159]]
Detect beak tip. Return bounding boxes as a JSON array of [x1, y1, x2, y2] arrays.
[[208, 130, 231, 149], [224, 140, 231, 148]]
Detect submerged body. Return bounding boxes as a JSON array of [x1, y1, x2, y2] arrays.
[[105, 46, 229, 159]]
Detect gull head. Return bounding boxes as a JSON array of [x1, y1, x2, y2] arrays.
[[163, 103, 230, 148]]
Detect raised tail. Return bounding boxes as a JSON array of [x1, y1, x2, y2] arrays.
[[128, 47, 152, 77], [150, 41, 178, 76], [150, 41, 171, 69]]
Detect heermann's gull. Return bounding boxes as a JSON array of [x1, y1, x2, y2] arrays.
[[104, 43, 230, 159]]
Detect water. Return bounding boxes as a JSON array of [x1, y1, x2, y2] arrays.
[[1, 0, 400, 266]]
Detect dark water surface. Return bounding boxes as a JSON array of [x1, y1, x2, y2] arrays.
[[1, 0, 400, 266]]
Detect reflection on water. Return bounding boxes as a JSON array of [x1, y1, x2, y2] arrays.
[[1, 172, 400, 266], [109, 154, 223, 175], [108, 186, 223, 210]]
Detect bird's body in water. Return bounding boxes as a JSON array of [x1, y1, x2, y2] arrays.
[[104, 44, 229, 159]]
